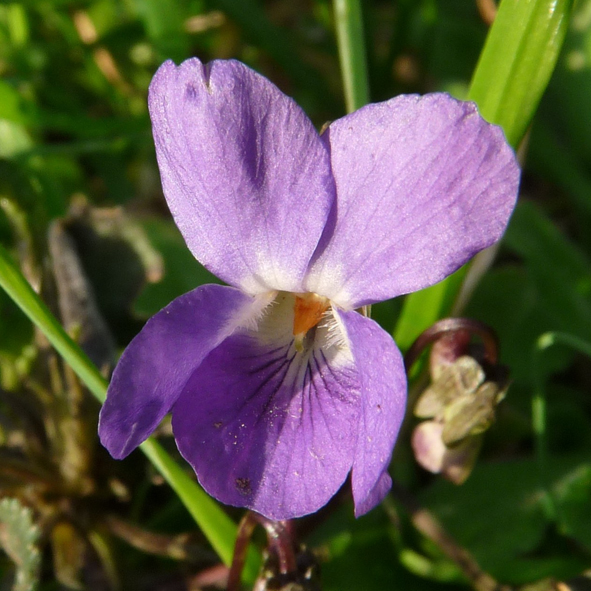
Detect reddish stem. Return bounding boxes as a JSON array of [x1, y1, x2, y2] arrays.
[[227, 513, 296, 590], [404, 317, 499, 372]]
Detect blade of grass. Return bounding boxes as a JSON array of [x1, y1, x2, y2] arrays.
[[333, 0, 369, 112], [0, 245, 259, 578], [394, 0, 574, 351], [469, 0, 573, 147], [0, 244, 107, 401]]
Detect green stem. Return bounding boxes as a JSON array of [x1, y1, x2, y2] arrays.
[[333, 0, 370, 112], [0, 245, 259, 577]]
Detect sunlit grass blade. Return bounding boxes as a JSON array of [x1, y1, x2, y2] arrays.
[[0, 245, 107, 401], [469, 0, 574, 147], [333, 0, 369, 112], [0, 245, 259, 577], [394, 0, 574, 350]]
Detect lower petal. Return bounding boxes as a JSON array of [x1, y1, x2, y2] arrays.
[[171, 319, 361, 520], [354, 470, 392, 517], [99, 284, 267, 459], [337, 309, 407, 516]]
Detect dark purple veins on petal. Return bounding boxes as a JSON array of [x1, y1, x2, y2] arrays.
[[171, 328, 360, 520]]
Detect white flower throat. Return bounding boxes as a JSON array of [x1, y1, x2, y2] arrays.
[[251, 291, 352, 364]]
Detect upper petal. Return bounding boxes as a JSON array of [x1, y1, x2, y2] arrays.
[[149, 58, 336, 294], [171, 293, 361, 519], [305, 93, 520, 307], [337, 309, 407, 516], [99, 284, 267, 459]]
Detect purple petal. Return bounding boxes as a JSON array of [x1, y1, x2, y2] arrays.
[[171, 298, 361, 520], [306, 93, 520, 307], [99, 284, 264, 459], [338, 309, 406, 516], [149, 58, 335, 294], [355, 471, 393, 517]]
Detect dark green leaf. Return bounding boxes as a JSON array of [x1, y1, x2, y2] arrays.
[[420, 456, 591, 583]]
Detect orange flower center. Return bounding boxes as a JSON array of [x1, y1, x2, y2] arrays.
[[293, 293, 330, 351]]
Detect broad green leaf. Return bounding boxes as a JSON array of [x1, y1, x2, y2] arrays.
[[308, 505, 455, 591], [556, 463, 591, 549], [504, 201, 591, 340], [469, 199, 591, 387], [420, 456, 591, 584], [528, 122, 591, 233], [531, 332, 591, 524], [534, 0, 591, 169], [466, 267, 572, 386]]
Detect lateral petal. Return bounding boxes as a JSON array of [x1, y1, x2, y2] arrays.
[[171, 294, 361, 520], [99, 284, 267, 459], [306, 93, 520, 307], [149, 58, 335, 294], [337, 309, 407, 516]]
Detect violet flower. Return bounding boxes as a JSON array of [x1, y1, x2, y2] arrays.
[[98, 58, 519, 520]]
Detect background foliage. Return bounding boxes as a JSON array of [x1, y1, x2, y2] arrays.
[[1, 0, 591, 589]]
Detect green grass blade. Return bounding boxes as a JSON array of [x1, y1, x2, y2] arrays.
[[469, 0, 574, 147], [0, 245, 259, 575], [394, 0, 573, 350], [333, 0, 370, 112], [0, 245, 107, 401]]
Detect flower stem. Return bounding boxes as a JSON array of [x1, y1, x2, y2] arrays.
[[403, 317, 499, 372], [333, 0, 370, 112], [228, 513, 296, 591]]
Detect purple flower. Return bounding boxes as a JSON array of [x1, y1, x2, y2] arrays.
[[98, 58, 519, 520]]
